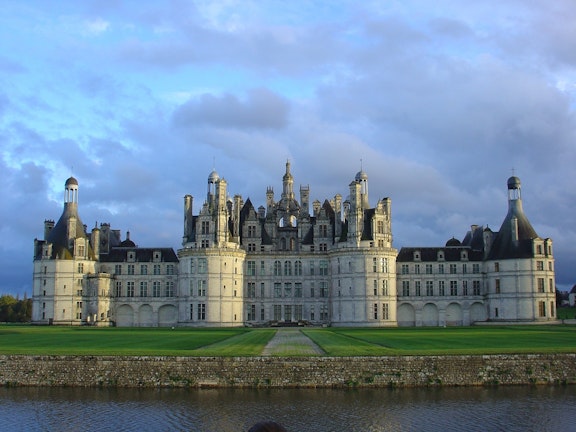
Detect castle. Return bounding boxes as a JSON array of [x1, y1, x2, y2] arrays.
[[32, 163, 558, 327]]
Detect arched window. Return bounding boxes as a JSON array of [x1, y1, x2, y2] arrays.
[[274, 260, 281, 276]]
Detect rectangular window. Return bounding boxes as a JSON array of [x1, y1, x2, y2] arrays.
[[549, 278, 554, 293], [438, 264, 444, 274], [401, 264, 409, 275], [201, 221, 209, 234], [115, 281, 122, 297], [536, 261, 544, 271], [462, 264, 467, 274], [537, 278, 545, 293], [260, 282, 265, 298], [377, 220, 384, 234], [310, 261, 315, 275], [248, 225, 256, 237], [319, 260, 328, 276], [140, 281, 148, 297], [197, 280, 206, 297], [438, 280, 445, 296], [382, 303, 389, 320], [284, 261, 292, 276], [141, 265, 148, 275], [284, 283, 292, 297], [197, 303, 206, 320], [538, 301, 546, 317], [473, 280, 481, 295], [310, 283, 315, 298], [415, 280, 421, 296], [260, 261, 266, 275], [247, 261, 256, 276], [415, 264, 420, 275], [373, 303, 378, 320], [274, 283, 281, 298], [495, 279, 501, 294], [494, 262, 500, 272], [426, 280, 434, 296], [127, 281, 134, 297], [247, 282, 256, 298], [284, 305, 292, 321], [382, 279, 388, 296], [294, 305, 303, 321], [295, 283, 302, 298], [380, 258, 388, 273], [450, 264, 457, 274], [153, 264, 161, 275], [402, 280, 410, 296], [190, 259, 196, 274], [153, 281, 161, 297], [320, 281, 328, 298], [462, 280, 468, 295], [450, 280, 458, 296], [319, 224, 328, 237], [373, 258, 378, 272], [273, 305, 282, 321], [115, 264, 122, 275], [274, 261, 282, 276], [166, 281, 175, 297], [198, 259, 207, 274], [425, 264, 433, 274], [472, 263, 480, 274]]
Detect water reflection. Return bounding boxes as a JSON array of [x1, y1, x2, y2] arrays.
[[0, 386, 574, 432]]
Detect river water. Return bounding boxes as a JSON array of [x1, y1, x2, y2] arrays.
[[1, 386, 574, 431]]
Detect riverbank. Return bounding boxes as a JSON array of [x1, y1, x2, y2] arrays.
[[1, 354, 575, 388]]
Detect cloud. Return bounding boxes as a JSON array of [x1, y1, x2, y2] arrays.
[[173, 88, 290, 130]]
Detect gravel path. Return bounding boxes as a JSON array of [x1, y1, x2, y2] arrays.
[[262, 328, 325, 356]]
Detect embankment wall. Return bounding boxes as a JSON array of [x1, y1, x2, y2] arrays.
[[1, 354, 575, 388]]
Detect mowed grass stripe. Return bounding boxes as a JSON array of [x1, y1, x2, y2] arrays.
[[192, 329, 276, 356], [1, 325, 576, 356]]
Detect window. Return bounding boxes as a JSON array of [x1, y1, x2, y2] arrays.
[[167, 264, 174, 275], [247, 243, 256, 252], [294, 305, 303, 321], [319, 224, 328, 237], [373, 303, 378, 320], [373, 258, 378, 272], [201, 240, 209, 248], [426, 264, 433, 274], [127, 281, 134, 297], [438, 280, 445, 296], [247, 304, 256, 321], [77, 263, 84, 273], [260, 282, 265, 297], [310, 261, 315, 275], [549, 278, 554, 293], [320, 281, 328, 297], [415, 280, 421, 296], [165, 281, 175, 297], [273, 305, 282, 321], [536, 261, 544, 271], [198, 303, 206, 320], [382, 280, 389, 296], [462, 264, 467, 274], [438, 264, 444, 274], [377, 220, 384, 234], [78, 245, 85, 257], [415, 264, 420, 275], [260, 261, 266, 275], [495, 279, 500, 294], [274, 261, 282, 276], [198, 259, 207, 274], [450, 264, 457, 274], [319, 260, 328, 276], [247, 261, 256, 276], [153, 281, 161, 297], [247, 225, 256, 237], [190, 259, 196, 274], [537, 278, 545, 293], [319, 243, 327, 251], [426, 280, 434, 296], [380, 258, 388, 273], [247, 282, 256, 298], [295, 260, 302, 276], [373, 280, 378, 296], [140, 281, 148, 297], [201, 221, 210, 234], [128, 265, 135, 275], [284, 261, 292, 276], [538, 301, 546, 317], [141, 265, 148, 275], [284, 283, 292, 297], [462, 280, 468, 295], [472, 263, 480, 274], [274, 283, 281, 298], [153, 264, 161, 275], [494, 262, 500, 272], [295, 283, 302, 298], [197, 280, 206, 296], [310, 283, 315, 298], [401, 264, 409, 275], [450, 280, 458, 296], [382, 303, 389, 320], [473, 280, 481, 295], [115, 264, 122, 275], [402, 280, 410, 296], [115, 281, 122, 297]]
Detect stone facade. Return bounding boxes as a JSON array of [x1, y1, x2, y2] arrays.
[[32, 165, 557, 327], [1, 354, 575, 388]]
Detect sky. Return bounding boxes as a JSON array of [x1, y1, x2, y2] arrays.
[[1, 0, 575, 297]]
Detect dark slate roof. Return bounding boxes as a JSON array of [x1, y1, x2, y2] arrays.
[[461, 226, 486, 251], [487, 200, 538, 260], [45, 203, 93, 259], [99, 247, 179, 263], [397, 246, 483, 262], [302, 226, 314, 245]]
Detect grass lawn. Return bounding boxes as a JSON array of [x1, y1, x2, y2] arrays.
[[0, 325, 575, 356]]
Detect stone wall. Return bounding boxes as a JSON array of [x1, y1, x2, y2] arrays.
[[0, 354, 575, 388]]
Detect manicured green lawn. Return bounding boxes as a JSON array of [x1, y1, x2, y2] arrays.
[[0, 325, 575, 356]]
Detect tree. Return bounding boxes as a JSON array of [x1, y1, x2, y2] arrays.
[[0, 295, 32, 322]]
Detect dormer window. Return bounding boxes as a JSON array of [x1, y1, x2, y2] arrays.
[[154, 251, 161, 262], [438, 251, 444, 261], [128, 251, 136, 262], [461, 250, 468, 261], [414, 251, 421, 261]]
